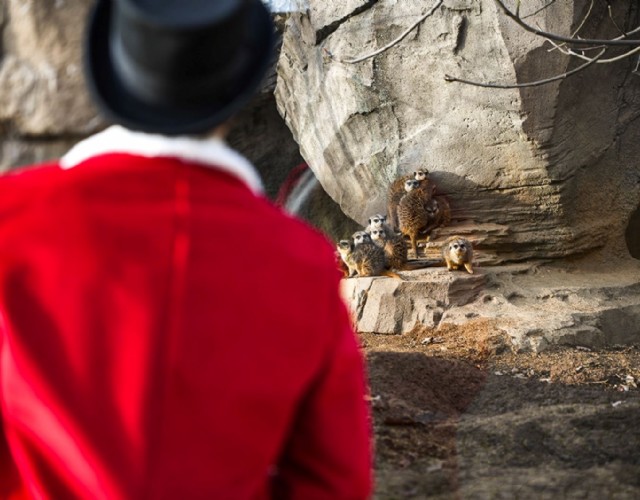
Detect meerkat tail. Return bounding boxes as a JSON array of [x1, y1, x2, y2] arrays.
[[381, 270, 403, 280]]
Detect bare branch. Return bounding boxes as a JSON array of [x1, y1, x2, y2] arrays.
[[444, 49, 606, 89], [608, 4, 626, 38], [571, 0, 594, 38], [494, 0, 640, 47], [325, 0, 444, 64], [522, 0, 557, 20], [546, 39, 640, 64]]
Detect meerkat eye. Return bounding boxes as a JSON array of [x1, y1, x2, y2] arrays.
[[453, 244, 459, 249]]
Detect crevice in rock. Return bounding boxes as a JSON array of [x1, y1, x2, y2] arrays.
[[625, 205, 640, 260], [452, 15, 468, 55], [315, 0, 379, 45]]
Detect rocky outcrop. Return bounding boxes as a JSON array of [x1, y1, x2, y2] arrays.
[[275, 0, 640, 263], [343, 261, 640, 352]]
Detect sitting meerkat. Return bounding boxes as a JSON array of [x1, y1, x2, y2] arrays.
[[421, 195, 452, 240], [335, 249, 350, 277], [339, 231, 402, 279], [397, 179, 431, 258], [387, 169, 435, 229], [337, 240, 359, 277], [369, 227, 408, 270], [442, 236, 474, 274]]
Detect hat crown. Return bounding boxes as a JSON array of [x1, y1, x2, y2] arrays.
[[121, 0, 245, 29], [86, 0, 275, 135], [111, 0, 255, 107]]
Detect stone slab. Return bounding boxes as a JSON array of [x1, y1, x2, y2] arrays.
[[342, 261, 640, 352]]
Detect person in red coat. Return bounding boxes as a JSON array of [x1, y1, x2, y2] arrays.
[[0, 0, 372, 498]]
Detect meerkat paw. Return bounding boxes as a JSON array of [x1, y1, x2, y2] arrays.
[[464, 263, 474, 274]]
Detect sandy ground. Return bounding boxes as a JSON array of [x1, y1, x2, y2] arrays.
[[362, 321, 640, 499]]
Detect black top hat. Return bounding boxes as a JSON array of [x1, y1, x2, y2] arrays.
[[85, 0, 276, 136]]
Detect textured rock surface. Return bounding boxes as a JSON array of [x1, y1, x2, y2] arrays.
[[341, 267, 486, 334], [344, 260, 640, 351], [0, 0, 102, 136], [275, 0, 640, 263]]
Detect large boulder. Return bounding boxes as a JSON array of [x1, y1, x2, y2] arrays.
[[275, 0, 640, 263], [0, 0, 102, 136]]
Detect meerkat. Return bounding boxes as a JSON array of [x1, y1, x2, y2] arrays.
[[397, 179, 431, 258], [442, 236, 474, 274], [365, 213, 396, 240], [369, 227, 408, 270], [335, 248, 350, 277], [386, 169, 435, 229], [344, 231, 402, 279], [337, 240, 358, 277], [421, 195, 452, 240]]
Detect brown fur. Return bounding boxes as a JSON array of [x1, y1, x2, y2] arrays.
[[386, 169, 434, 229], [336, 249, 350, 277], [442, 236, 474, 274], [420, 195, 452, 240], [340, 232, 403, 279], [397, 180, 432, 258], [369, 228, 408, 270]]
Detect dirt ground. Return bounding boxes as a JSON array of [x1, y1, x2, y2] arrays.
[[362, 320, 640, 499]]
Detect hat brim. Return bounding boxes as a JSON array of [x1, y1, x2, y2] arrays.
[[85, 0, 275, 136]]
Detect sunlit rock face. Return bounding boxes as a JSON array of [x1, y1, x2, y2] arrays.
[[275, 0, 640, 263]]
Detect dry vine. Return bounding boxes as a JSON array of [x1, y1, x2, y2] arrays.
[[446, 0, 640, 89], [323, 0, 443, 64]]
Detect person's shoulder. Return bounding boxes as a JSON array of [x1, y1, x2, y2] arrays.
[[251, 197, 339, 274], [0, 161, 63, 203]]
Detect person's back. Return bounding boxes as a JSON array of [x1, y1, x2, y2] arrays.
[[0, 0, 372, 497]]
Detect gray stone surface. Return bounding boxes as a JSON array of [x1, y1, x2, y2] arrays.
[[341, 267, 486, 334], [342, 260, 640, 351], [275, 0, 640, 263], [0, 0, 102, 136]]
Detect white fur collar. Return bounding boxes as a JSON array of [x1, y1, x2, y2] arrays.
[[60, 125, 263, 194]]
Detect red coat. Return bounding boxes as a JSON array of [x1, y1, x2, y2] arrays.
[[0, 128, 372, 499]]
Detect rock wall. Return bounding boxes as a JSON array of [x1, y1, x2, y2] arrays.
[[275, 0, 640, 263]]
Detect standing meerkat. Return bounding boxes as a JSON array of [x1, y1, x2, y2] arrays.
[[339, 231, 402, 279], [442, 236, 474, 274], [369, 227, 408, 270], [387, 169, 435, 229], [397, 179, 431, 258]]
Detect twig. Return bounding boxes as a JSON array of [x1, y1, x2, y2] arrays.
[[546, 39, 640, 64], [571, 0, 594, 39], [548, 0, 594, 53], [522, 0, 557, 20], [444, 48, 606, 88], [325, 0, 443, 64], [608, 4, 625, 37], [494, 0, 640, 47]]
